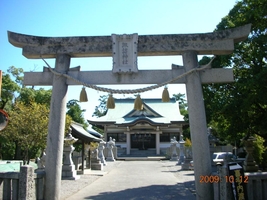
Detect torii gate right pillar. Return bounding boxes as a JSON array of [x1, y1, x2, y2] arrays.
[[183, 51, 213, 199]]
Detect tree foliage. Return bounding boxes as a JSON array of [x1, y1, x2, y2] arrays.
[[19, 88, 52, 107], [1, 102, 49, 163], [172, 93, 190, 139], [92, 95, 108, 118], [0, 66, 52, 109], [66, 99, 87, 128], [0, 66, 72, 162], [202, 0, 267, 166], [0, 71, 20, 110]]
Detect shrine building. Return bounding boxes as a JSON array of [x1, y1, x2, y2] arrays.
[[88, 98, 186, 156]]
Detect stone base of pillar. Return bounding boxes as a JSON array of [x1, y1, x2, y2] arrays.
[[106, 156, 115, 162], [91, 157, 103, 170], [62, 165, 80, 180], [170, 155, 178, 161], [181, 158, 193, 170], [91, 163, 103, 170]]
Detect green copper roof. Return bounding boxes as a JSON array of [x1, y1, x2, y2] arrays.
[[88, 98, 184, 125], [71, 122, 102, 143]]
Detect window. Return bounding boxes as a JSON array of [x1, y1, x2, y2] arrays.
[[160, 133, 180, 142], [107, 133, 126, 142]]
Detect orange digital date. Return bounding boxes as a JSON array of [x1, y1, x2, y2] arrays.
[[199, 175, 248, 183]]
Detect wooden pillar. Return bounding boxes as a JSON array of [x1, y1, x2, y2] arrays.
[[45, 54, 70, 200], [183, 51, 213, 200], [82, 142, 85, 174], [126, 132, 130, 155], [156, 132, 160, 155]]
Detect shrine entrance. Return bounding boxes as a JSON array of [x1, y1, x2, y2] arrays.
[[8, 24, 251, 200], [131, 133, 156, 150]]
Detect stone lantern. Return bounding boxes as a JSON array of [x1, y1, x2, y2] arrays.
[[62, 128, 80, 180], [178, 135, 185, 165], [243, 136, 259, 172]]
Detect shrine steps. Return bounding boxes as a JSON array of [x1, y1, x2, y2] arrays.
[[117, 149, 167, 161]]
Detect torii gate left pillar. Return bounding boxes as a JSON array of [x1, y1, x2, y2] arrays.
[[8, 24, 251, 200], [46, 54, 70, 199]]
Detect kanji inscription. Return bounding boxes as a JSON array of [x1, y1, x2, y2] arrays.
[[112, 33, 138, 73]]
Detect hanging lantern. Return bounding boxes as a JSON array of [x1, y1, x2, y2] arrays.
[[134, 94, 143, 110], [79, 87, 88, 102], [162, 87, 170, 102], [107, 94, 115, 109]]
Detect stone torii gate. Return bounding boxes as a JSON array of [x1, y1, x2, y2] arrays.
[[8, 24, 251, 200]]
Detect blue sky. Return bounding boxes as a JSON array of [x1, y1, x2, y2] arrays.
[[0, 0, 237, 119]]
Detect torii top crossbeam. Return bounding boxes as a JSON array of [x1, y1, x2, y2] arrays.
[[8, 24, 251, 58]]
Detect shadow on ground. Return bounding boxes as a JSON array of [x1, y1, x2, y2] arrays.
[[83, 182, 195, 200]]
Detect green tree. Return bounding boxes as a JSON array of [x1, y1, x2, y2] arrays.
[[172, 93, 188, 117], [1, 66, 52, 109], [201, 0, 267, 166], [19, 88, 52, 107], [0, 67, 75, 162], [7, 66, 24, 86], [172, 93, 190, 139], [66, 99, 87, 128], [2, 102, 49, 163], [0, 71, 20, 110], [92, 95, 108, 118]]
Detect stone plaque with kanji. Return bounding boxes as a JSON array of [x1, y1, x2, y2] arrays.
[[112, 33, 138, 73]]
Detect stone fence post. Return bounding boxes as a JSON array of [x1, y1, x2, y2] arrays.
[[19, 165, 36, 200]]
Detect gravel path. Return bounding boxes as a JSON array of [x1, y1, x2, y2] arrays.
[[60, 162, 121, 199], [60, 161, 195, 199]]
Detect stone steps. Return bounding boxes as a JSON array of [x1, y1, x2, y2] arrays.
[[117, 149, 167, 161]]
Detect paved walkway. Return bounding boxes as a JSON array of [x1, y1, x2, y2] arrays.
[[64, 161, 196, 200]]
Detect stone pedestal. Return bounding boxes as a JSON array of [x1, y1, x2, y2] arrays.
[[91, 159, 103, 170], [19, 165, 36, 200], [62, 164, 79, 179], [90, 143, 103, 170], [182, 147, 193, 170], [218, 164, 232, 200], [170, 137, 178, 161]]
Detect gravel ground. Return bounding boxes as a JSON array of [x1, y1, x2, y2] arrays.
[[60, 161, 195, 199], [60, 161, 122, 199], [164, 161, 196, 195]]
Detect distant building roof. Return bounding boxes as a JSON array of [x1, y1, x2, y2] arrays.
[[87, 125, 103, 138], [71, 122, 102, 143], [88, 98, 185, 126]]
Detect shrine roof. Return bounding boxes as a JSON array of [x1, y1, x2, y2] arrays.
[[88, 98, 185, 126], [71, 122, 102, 143]]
